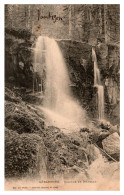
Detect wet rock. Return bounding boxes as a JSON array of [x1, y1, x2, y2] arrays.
[[80, 128, 90, 133], [96, 130, 110, 148], [99, 130, 110, 139], [99, 120, 111, 130], [97, 119, 119, 135], [102, 132, 120, 160], [109, 125, 120, 135], [96, 42, 108, 69]]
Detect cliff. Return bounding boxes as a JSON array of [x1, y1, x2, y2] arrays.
[[5, 27, 120, 124]]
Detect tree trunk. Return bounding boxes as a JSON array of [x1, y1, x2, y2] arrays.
[[69, 5, 72, 39]]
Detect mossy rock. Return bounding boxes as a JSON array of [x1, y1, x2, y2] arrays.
[[5, 128, 47, 178]]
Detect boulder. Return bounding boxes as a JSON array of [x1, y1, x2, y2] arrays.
[[86, 144, 101, 162], [102, 132, 120, 160], [99, 120, 111, 130], [109, 125, 120, 135], [5, 128, 47, 178], [99, 130, 110, 140], [5, 96, 45, 134]]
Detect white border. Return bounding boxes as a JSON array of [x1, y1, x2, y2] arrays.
[[0, 1, 123, 195], [0, 1, 5, 194], [0, 0, 122, 4]]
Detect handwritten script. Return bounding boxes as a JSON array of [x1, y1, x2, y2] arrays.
[[38, 12, 63, 23]]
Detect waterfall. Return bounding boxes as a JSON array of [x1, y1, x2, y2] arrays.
[[92, 48, 104, 120], [34, 36, 86, 131]]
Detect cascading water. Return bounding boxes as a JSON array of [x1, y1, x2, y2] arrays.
[[34, 36, 86, 131], [92, 48, 104, 120]]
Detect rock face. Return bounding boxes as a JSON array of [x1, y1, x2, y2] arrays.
[[5, 26, 119, 124], [5, 4, 120, 124], [95, 42, 120, 124], [57, 40, 120, 124], [5, 128, 47, 178], [5, 29, 33, 88], [4, 86, 120, 184], [5, 89, 45, 135], [57, 40, 98, 118], [5, 88, 48, 179], [96, 42, 108, 70], [4, 87, 90, 180], [102, 133, 120, 161]]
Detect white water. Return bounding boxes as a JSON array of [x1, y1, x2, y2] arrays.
[[32, 39, 119, 185], [34, 36, 86, 131], [92, 48, 104, 120]]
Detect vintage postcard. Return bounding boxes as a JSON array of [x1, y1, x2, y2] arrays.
[[4, 4, 120, 191]]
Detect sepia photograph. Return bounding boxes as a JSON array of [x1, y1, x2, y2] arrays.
[[4, 3, 120, 191]]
